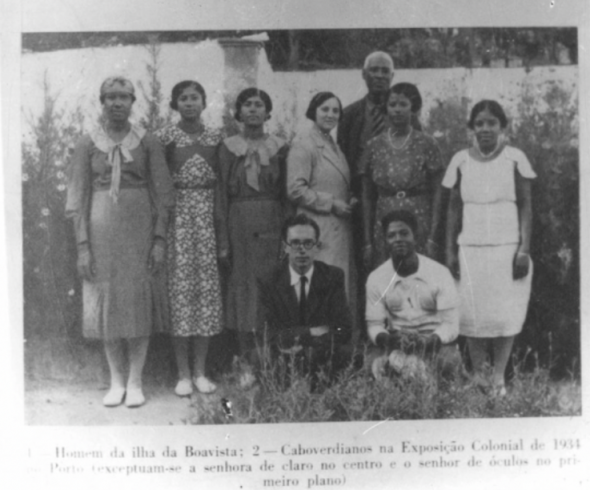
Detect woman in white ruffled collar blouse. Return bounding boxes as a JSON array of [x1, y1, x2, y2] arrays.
[[218, 88, 289, 362], [66, 77, 174, 408]]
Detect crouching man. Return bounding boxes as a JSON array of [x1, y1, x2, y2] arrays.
[[257, 214, 352, 386], [366, 210, 462, 381]]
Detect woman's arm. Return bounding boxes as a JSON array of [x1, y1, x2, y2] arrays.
[[514, 172, 533, 279], [445, 181, 462, 279], [287, 140, 342, 215], [427, 169, 445, 259], [215, 143, 233, 264], [65, 136, 94, 280], [361, 174, 376, 269]]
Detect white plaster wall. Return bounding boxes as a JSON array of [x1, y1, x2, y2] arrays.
[[21, 40, 578, 144]]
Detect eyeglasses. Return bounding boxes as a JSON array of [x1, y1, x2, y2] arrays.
[[286, 239, 317, 250]]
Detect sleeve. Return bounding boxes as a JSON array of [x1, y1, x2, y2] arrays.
[[326, 267, 353, 344], [286, 140, 334, 214], [424, 136, 444, 173], [144, 134, 175, 240], [213, 146, 229, 254], [441, 151, 463, 189], [216, 143, 234, 252], [365, 272, 389, 344], [357, 144, 372, 178], [432, 266, 459, 343], [511, 147, 537, 179], [65, 136, 92, 250]]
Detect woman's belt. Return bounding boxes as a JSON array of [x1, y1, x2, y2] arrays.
[[93, 182, 148, 191], [229, 195, 280, 203], [377, 186, 428, 199]]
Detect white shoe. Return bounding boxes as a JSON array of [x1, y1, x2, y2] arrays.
[[194, 376, 217, 394], [125, 387, 145, 408], [103, 387, 125, 407], [174, 378, 193, 397]]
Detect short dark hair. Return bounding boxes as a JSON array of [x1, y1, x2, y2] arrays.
[[390, 83, 422, 113], [170, 80, 207, 111], [234, 87, 273, 121], [468, 99, 508, 129], [281, 214, 321, 242], [305, 91, 343, 122], [381, 209, 418, 236]]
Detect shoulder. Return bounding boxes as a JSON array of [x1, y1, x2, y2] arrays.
[[259, 261, 289, 289], [314, 261, 345, 282], [502, 145, 528, 162], [199, 126, 225, 146], [74, 134, 94, 150], [417, 254, 454, 283], [367, 259, 393, 286], [140, 132, 165, 152], [342, 97, 366, 115], [414, 130, 439, 148], [154, 124, 176, 145], [290, 128, 318, 152]]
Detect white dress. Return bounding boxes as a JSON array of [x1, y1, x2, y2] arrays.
[[442, 145, 536, 337]]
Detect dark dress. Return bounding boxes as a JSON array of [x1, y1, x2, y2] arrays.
[[155, 125, 225, 337], [360, 129, 443, 265], [66, 125, 174, 340], [219, 134, 288, 333]]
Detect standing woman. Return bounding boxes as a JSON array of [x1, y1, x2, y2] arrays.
[[66, 77, 174, 407], [287, 92, 355, 293], [443, 100, 535, 395], [155, 81, 227, 396], [360, 83, 444, 269], [219, 88, 288, 358]]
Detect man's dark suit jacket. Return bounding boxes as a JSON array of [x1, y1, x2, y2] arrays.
[[257, 260, 352, 350], [337, 96, 369, 197]]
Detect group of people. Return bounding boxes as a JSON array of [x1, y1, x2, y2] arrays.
[[66, 50, 534, 408]]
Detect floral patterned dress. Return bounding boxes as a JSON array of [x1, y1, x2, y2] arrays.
[[360, 129, 443, 265], [156, 125, 224, 337]]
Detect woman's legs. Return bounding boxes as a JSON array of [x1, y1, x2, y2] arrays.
[[173, 337, 193, 396], [193, 336, 216, 393], [491, 335, 515, 388], [126, 336, 150, 407], [466, 337, 490, 387], [103, 340, 126, 406]]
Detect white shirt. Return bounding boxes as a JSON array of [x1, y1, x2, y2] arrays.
[[289, 265, 314, 302], [365, 254, 459, 344]]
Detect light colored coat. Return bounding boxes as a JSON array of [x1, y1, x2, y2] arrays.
[[287, 124, 353, 293]]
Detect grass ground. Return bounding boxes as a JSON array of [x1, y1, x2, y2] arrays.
[[189, 354, 582, 425]]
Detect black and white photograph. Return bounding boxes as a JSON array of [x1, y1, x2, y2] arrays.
[[1, 0, 588, 488]]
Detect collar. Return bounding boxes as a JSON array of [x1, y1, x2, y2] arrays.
[[387, 254, 427, 285], [289, 264, 314, 287], [224, 133, 285, 158], [90, 123, 146, 153]]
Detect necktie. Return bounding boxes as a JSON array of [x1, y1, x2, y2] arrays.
[[299, 275, 308, 326], [371, 104, 386, 138]]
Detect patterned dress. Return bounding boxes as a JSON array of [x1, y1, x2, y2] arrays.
[[360, 129, 443, 265], [156, 125, 224, 337]]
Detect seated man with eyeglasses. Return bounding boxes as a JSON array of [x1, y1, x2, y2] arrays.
[[257, 214, 353, 385]]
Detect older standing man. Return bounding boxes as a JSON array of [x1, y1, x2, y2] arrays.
[[337, 51, 395, 338], [338, 51, 395, 197]]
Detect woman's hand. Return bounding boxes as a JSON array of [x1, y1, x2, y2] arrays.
[[362, 244, 373, 272], [446, 251, 460, 280], [331, 199, 352, 218], [513, 251, 530, 280], [218, 248, 231, 272], [77, 245, 95, 281], [148, 240, 166, 275]]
